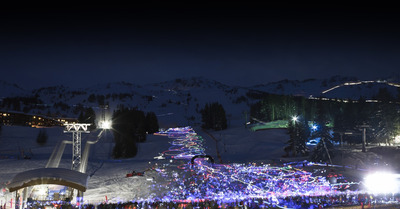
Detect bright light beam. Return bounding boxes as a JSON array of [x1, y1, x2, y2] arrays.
[[364, 172, 399, 194], [99, 120, 112, 129]]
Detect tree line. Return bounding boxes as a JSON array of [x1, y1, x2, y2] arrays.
[[111, 108, 159, 158], [200, 102, 227, 131], [251, 88, 400, 162], [76, 106, 159, 159]]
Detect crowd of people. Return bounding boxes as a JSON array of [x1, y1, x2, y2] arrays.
[[23, 128, 400, 209], [75, 193, 400, 209]]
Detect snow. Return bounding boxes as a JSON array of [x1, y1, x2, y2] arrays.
[[0, 81, 28, 98], [7, 168, 89, 193], [198, 127, 289, 164], [0, 123, 392, 208], [1, 75, 400, 207], [2, 76, 399, 130], [0, 125, 289, 205]]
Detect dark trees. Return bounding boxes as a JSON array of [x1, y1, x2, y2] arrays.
[[36, 129, 48, 146], [201, 102, 227, 130], [78, 107, 96, 130], [145, 112, 159, 134], [249, 87, 400, 153], [112, 108, 158, 158], [285, 117, 310, 157], [370, 102, 400, 145], [250, 94, 308, 122], [310, 101, 335, 163]]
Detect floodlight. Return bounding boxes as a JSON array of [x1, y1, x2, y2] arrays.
[[35, 185, 48, 196], [100, 120, 112, 129], [364, 172, 399, 194], [394, 135, 400, 144], [292, 116, 298, 122]]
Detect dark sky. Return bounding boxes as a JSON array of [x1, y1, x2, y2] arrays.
[[1, 4, 400, 89]]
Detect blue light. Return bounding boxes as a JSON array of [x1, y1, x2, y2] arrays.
[[312, 125, 317, 131]]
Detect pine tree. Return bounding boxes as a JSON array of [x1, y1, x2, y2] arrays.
[[297, 118, 311, 156], [201, 103, 211, 129], [374, 87, 394, 102], [310, 101, 334, 163], [285, 117, 309, 157], [212, 103, 227, 130], [370, 102, 399, 145], [112, 108, 147, 158], [36, 129, 48, 146], [285, 119, 296, 157], [145, 112, 159, 134], [201, 102, 227, 130], [78, 111, 85, 123], [397, 87, 400, 102], [78, 107, 96, 130]]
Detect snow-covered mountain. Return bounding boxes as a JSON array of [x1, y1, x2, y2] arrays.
[[0, 81, 28, 98], [0, 77, 253, 127], [1, 76, 400, 206], [252, 75, 400, 99], [1, 75, 399, 126], [251, 76, 357, 97]]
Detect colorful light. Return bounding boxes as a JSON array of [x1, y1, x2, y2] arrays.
[[151, 126, 342, 206]]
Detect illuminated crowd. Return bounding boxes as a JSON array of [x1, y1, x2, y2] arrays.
[[152, 127, 335, 202], [22, 192, 400, 209], [85, 193, 399, 209], [140, 127, 400, 208], [25, 127, 400, 209]]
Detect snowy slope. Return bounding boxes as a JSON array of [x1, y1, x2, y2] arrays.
[[1, 124, 400, 206], [0, 81, 28, 98], [9, 77, 252, 127], [1, 76, 400, 129], [252, 75, 400, 99], [1, 75, 400, 207], [252, 76, 358, 97], [0, 124, 290, 205]]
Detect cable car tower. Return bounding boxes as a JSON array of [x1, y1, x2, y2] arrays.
[[64, 123, 91, 171]]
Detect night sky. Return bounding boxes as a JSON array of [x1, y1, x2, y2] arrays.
[[1, 4, 400, 89]]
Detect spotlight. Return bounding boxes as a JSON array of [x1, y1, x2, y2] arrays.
[[364, 172, 399, 194], [99, 120, 112, 129]]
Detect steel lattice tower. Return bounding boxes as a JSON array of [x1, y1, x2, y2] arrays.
[[64, 123, 91, 171]]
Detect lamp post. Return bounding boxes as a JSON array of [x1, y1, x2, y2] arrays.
[[291, 116, 299, 157], [358, 124, 370, 153], [292, 116, 298, 123]]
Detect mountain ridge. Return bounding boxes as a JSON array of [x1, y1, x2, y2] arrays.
[[1, 75, 399, 127]]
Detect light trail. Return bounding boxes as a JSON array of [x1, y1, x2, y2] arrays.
[[311, 79, 400, 104], [152, 127, 350, 206]]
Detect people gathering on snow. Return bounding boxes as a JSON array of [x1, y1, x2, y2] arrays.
[[21, 193, 396, 209]]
